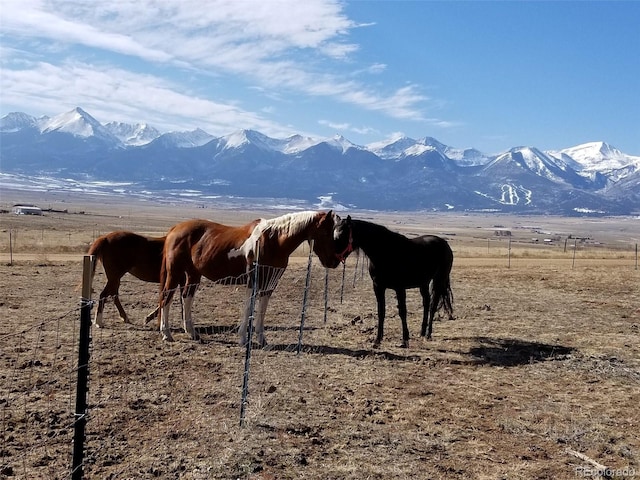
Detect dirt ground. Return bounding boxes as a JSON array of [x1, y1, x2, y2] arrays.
[[1, 193, 639, 479]]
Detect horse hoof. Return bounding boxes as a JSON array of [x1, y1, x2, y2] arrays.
[[372, 342, 380, 349], [400, 342, 409, 349], [121, 316, 130, 324], [162, 333, 174, 342]]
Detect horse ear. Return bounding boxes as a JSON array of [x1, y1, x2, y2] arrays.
[[346, 215, 352, 223]]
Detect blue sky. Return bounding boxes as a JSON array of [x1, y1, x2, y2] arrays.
[[1, 0, 638, 155]]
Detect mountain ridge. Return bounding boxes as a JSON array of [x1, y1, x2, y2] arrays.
[[1, 108, 638, 215]]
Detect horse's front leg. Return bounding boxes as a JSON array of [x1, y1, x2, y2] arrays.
[[373, 284, 386, 348], [395, 289, 409, 348], [144, 306, 160, 325], [182, 283, 200, 341], [113, 295, 130, 324]]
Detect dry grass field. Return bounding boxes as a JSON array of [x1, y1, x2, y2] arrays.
[[1, 191, 639, 479]]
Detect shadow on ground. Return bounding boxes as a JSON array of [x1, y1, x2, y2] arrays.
[[261, 336, 574, 366], [464, 336, 575, 367]]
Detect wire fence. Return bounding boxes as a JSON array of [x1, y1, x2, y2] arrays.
[[0, 250, 367, 479], [1, 236, 638, 478], [0, 306, 81, 478]]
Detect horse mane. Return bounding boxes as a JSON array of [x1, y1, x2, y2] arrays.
[[228, 211, 320, 261], [353, 219, 407, 242], [262, 211, 318, 238]]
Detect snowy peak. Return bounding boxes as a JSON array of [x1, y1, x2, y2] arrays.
[[280, 134, 320, 154], [40, 107, 99, 136], [441, 146, 488, 166], [221, 129, 282, 151], [39, 107, 120, 146], [549, 141, 639, 172], [366, 134, 489, 166], [489, 147, 566, 182], [2, 107, 639, 215], [366, 134, 418, 159], [152, 128, 214, 148], [420, 136, 448, 151], [367, 134, 442, 160], [0, 112, 39, 132], [105, 121, 161, 146], [325, 134, 359, 153]]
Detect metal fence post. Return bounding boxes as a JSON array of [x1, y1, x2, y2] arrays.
[[240, 261, 259, 427], [72, 255, 94, 480], [297, 243, 314, 354]]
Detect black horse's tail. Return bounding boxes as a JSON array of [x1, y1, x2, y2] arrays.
[[433, 251, 454, 319]]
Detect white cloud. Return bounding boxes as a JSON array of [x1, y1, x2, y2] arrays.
[[0, 60, 295, 136], [2, 0, 173, 62], [1, 0, 439, 128], [319, 119, 377, 136]]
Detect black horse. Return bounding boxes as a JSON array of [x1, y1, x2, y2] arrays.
[[335, 216, 454, 348]]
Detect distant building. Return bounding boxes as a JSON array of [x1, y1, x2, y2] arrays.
[[13, 204, 43, 215]]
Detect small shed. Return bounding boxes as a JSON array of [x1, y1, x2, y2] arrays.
[[13, 204, 43, 215]]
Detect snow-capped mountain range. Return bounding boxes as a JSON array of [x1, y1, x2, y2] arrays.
[[1, 107, 639, 215]]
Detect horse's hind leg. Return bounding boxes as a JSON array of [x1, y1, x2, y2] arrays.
[[373, 284, 386, 348], [181, 283, 200, 341], [94, 279, 120, 327], [420, 284, 435, 339], [159, 285, 177, 342], [395, 289, 410, 348], [93, 296, 107, 328], [239, 290, 271, 348]]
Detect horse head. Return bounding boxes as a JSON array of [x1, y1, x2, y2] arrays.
[[309, 210, 346, 269], [334, 214, 354, 264]]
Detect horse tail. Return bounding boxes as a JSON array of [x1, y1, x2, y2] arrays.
[[75, 235, 106, 293], [159, 238, 171, 303], [86, 235, 108, 282]]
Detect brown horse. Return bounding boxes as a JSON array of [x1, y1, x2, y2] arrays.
[[158, 210, 346, 344], [88, 231, 166, 327]]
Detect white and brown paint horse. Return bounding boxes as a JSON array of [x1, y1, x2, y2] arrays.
[[158, 210, 346, 345]]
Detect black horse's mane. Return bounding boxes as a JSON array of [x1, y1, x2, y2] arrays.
[[351, 218, 410, 249]]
